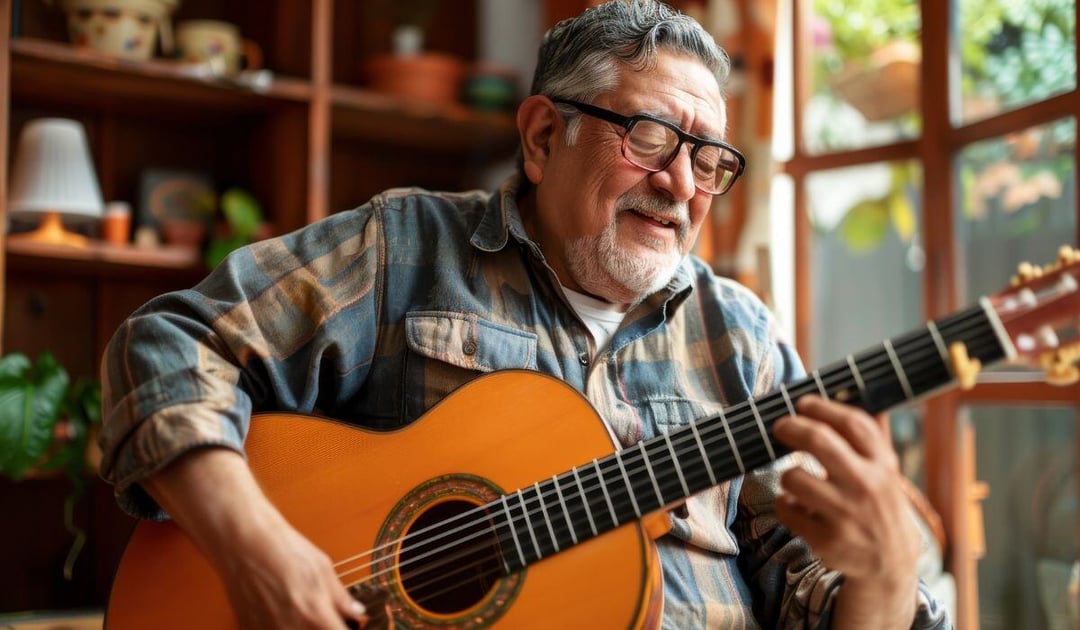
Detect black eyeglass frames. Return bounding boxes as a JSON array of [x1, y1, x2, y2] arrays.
[[551, 98, 746, 196]]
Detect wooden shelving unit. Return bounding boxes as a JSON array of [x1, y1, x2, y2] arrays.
[[0, 0, 520, 614]]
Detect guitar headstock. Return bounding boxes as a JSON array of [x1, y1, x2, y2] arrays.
[[989, 245, 1080, 385]]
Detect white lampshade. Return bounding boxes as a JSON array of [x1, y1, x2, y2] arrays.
[[9, 118, 104, 221]]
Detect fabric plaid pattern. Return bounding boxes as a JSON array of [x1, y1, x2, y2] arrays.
[[100, 176, 950, 629]]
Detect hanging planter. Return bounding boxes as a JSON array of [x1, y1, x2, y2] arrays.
[[831, 39, 921, 122]]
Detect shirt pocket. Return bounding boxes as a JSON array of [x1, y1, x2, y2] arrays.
[[403, 311, 539, 420], [639, 395, 741, 556]]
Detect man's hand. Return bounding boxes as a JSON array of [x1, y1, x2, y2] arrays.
[[772, 395, 921, 629], [145, 448, 367, 629]]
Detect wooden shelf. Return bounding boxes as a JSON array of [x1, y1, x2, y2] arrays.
[[11, 38, 312, 118], [331, 85, 519, 155], [5, 238, 205, 279]]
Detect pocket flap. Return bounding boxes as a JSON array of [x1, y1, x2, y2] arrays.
[[405, 311, 538, 372]]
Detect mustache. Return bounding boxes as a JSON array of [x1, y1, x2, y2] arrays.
[[615, 194, 691, 237]]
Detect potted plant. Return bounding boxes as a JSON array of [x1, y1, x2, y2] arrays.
[[0, 351, 102, 578]]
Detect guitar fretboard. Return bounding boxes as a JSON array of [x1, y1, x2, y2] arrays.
[[490, 302, 1007, 573]]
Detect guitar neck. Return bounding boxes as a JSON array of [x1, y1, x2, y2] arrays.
[[492, 302, 1009, 573]]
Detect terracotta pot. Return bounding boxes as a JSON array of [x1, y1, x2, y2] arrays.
[[831, 40, 920, 122], [367, 52, 466, 105]]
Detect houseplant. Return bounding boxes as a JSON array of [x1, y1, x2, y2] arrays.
[[0, 351, 102, 578]]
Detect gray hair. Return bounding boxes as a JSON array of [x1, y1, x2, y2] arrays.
[[519, 0, 729, 171]]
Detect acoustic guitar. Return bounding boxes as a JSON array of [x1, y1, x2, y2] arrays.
[[106, 248, 1080, 629]]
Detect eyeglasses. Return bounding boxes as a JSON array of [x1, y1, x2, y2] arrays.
[[552, 98, 746, 196]]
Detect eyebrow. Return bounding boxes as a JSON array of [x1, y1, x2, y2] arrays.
[[637, 107, 725, 143]]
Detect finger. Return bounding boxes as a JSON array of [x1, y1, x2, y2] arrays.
[[773, 414, 864, 486], [795, 395, 889, 460], [335, 585, 367, 625], [781, 466, 851, 520], [774, 494, 838, 555]]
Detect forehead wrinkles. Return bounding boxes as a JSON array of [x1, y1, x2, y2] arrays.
[[611, 55, 726, 139]]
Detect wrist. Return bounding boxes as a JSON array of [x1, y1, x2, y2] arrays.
[[835, 575, 919, 630]]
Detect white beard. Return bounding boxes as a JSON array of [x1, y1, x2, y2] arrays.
[[565, 195, 689, 305]]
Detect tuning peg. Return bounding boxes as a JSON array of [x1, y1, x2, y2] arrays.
[[1011, 261, 1043, 287], [1058, 245, 1080, 266], [1042, 343, 1080, 386], [949, 342, 981, 390]]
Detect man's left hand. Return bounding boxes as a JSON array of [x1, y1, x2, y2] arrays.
[[772, 395, 921, 629]]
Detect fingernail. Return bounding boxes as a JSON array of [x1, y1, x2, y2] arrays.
[[351, 600, 367, 617]]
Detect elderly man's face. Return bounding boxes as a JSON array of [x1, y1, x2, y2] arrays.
[[533, 51, 726, 306]]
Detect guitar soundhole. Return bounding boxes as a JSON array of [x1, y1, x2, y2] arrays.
[[399, 499, 503, 615]]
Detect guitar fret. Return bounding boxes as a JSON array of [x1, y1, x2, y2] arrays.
[[552, 474, 578, 545], [517, 490, 542, 561], [500, 495, 527, 568], [638, 441, 666, 506], [812, 370, 828, 398], [662, 430, 691, 498], [688, 421, 718, 486], [716, 407, 745, 475], [846, 354, 866, 392], [926, 321, 951, 375], [614, 450, 642, 518], [572, 466, 599, 537], [593, 458, 620, 524], [883, 339, 916, 400], [747, 397, 776, 462], [780, 383, 797, 418], [534, 481, 559, 553]]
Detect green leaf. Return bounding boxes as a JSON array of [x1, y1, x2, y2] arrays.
[[840, 199, 890, 253], [889, 192, 917, 242], [0, 352, 69, 480], [221, 188, 264, 239]]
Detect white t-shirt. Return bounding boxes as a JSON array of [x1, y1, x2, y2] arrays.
[[561, 286, 628, 351]]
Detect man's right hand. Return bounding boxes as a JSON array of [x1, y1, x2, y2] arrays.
[[144, 448, 367, 629]]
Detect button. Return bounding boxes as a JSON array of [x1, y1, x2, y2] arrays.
[[463, 340, 477, 356], [578, 352, 589, 366]]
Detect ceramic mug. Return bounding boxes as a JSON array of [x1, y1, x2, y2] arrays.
[[175, 20, 262, 76], [59, 0, 178, 60]]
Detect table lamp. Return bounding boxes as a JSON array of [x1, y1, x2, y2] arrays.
[[8, 118, 104, 247]]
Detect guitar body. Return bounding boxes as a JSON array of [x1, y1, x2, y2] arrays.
[[106, 371, 664, 629]]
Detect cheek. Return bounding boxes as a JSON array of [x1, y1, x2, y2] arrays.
[[684, 197, 713, 246]]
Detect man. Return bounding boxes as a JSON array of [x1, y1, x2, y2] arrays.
[[100, 1, 950, 628]]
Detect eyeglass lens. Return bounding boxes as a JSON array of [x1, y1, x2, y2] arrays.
[[624, 120, 739, 194]]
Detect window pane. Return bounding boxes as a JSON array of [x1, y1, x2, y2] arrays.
[[806, 161, 924, 366], [955, 118, 1077, 301], [966, 405, 1078, 629], [956, 0, 1077, 124], [804, 0, 921, 154]]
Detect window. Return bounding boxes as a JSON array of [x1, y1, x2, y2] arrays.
[[778, 1, 1080, 627]]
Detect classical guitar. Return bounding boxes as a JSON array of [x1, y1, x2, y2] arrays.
[[106, 249, 1080, 629]]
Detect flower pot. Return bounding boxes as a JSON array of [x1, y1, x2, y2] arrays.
[[831, 40, 920, 122], [367, 52, 466, 106], [54, 0, 180, 60]]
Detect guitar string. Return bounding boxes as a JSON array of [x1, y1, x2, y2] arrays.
[[331, 310, 996, 593], [333, 311, 997, 595], [330, 309, 994, 590], [344, 325, 1001, 605]]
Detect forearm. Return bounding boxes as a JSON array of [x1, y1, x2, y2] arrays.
[[142, 447, 288, 575]]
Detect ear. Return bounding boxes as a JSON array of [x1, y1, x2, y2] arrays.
[[517, 95, 561, 186]]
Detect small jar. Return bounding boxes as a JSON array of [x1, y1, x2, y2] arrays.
[[102, 201, 132, 245]]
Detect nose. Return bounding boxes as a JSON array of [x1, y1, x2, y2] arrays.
[[648, 144, 698, 202]]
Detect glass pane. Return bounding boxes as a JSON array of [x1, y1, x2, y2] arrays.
[[955, 118, 1077, 312], [966, 405, 1078, 629], [806, 160, 924, 367], [804, 0, 922, 154], [956, 0, 1077, 124]]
